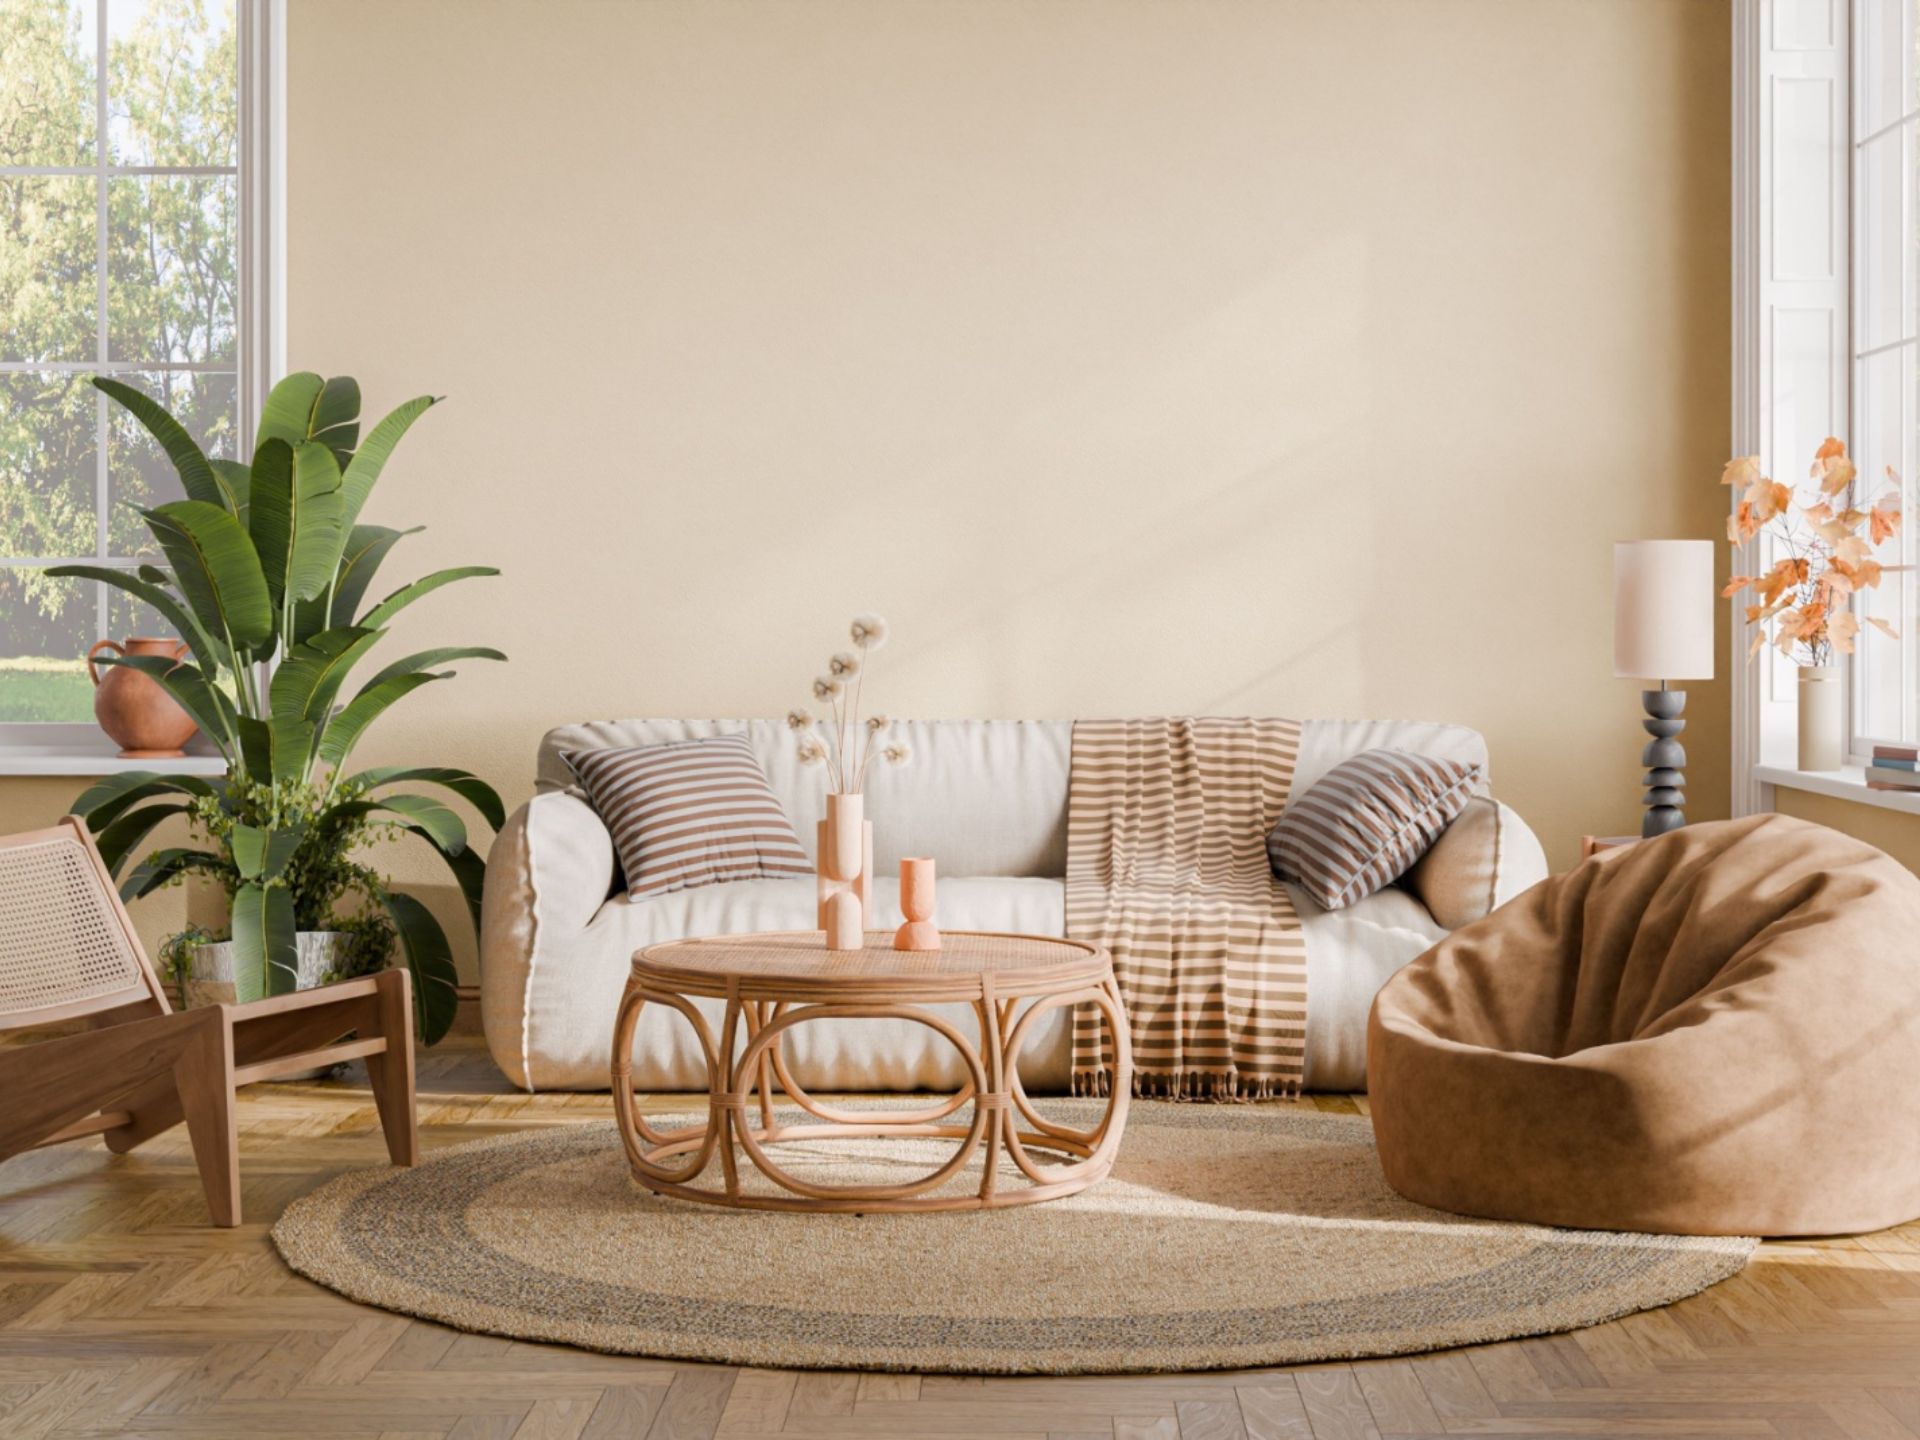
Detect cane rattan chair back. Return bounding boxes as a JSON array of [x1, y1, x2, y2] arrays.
[[0, 818, 169, 1032]]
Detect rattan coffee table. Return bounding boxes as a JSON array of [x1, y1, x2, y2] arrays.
[[611, 930, 1132, 1212]]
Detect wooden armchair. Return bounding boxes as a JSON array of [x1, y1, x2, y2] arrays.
[[0, 817, 417, 1226]]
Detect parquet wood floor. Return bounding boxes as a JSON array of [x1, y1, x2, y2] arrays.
[[1, 1039, 1916, 1439]]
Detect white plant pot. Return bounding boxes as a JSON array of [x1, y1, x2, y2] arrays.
[[1797, 665, 1845, 772], [184, 931, 349, 1080]]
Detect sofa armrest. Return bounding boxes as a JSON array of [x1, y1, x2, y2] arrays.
[[1491, 801, 1550, 907], [481, 791, 616, 1088]]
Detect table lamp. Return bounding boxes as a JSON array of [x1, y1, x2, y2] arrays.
[[1613, 540, 1716, 838]]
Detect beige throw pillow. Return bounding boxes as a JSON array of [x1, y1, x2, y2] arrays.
[[563, 734, 813, 900]]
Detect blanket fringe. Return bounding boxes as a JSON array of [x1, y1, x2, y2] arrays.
[[1073, 1066, 1301, 1103]]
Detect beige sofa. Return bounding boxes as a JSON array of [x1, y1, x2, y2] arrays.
[[480, 718, 1547, 1092]]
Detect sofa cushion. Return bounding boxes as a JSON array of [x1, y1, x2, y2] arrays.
[[539, 718, 1072, 878], [563, 734, 812, 899], [1267, 749, 1481, 909]]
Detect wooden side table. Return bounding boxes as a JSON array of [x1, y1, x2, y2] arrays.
[[611, 930, 1132, 1213], [1581, 835, 1640, 860]]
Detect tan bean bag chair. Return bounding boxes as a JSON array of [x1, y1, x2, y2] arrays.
[[1368, 814, 1920, 1236]]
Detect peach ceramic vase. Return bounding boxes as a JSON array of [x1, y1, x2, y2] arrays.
[[817, 791, 874, 951], [87, 636, 198, 757], [894, 857, 940, 952]]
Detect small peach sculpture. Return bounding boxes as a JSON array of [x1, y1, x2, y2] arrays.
[[895, 856, 940, 952]]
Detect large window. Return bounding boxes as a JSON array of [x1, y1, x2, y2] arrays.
[[1855, 0, 1920, 747], [0, 0, 241, 726]]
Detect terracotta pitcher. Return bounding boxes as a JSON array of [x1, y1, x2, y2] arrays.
[[87, 636, 198, 757]]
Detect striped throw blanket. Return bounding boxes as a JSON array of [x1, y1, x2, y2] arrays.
[[1067, 717, 1309, 1100]]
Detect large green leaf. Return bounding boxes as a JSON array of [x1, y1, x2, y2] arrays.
[[235, 715, 314, 785], [379, 891, 458, 1045], [363, 646, 506, 690], [93, 377, 227, 512], [94, 802, 189, 877], [91, 654, 239, 754], [249, 438, 346, 612], [366, 793, 467, 855], [120, 846, 223, 903], [349, 765, 506, 831], [315, 672, 443, 769], [358, 566, 499, 630], [209, 458, 253, 521], [143, 499, 274, 652], [403, 825, 487, 936], [328, 524, 422, 628], [338, 396, 437, 532], [269, 626, 385, 723], [44, 564, 226, 680], [69, 771, 218, 832], [231, 881, 299, 1002], [230, 822, 304, 882], [309, 376, 361, 469], [255, 372, 325, 453]]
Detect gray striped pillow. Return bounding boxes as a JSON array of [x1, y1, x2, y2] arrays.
[[1266, 749, 1481, 911], [563, 734, 813, 900]]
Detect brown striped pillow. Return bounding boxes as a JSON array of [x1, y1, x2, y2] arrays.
[[1266, 748, 1481, 911], [562, 734, 814, 900]]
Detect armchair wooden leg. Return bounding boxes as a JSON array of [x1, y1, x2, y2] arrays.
[[363, 969, 419, 1168], [173, 1017, 240, 1228]]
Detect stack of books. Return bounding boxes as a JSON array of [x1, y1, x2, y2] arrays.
[[1868, 745, 1920, 791]]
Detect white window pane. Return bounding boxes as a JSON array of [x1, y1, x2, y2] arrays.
[[1858, 126, 1914, 354], [0, 372, 98, 560], [107, 174, 237, 364], [0, 573, 98, 723], [0, 1, 99, 166], [1855, 346, 1916, 739], [105, 369, 236, 555], [1859, 0, 1917, 138], [0, 174, 99, 363], [106, 574, 175, 641], [107, 0, 237, 168]]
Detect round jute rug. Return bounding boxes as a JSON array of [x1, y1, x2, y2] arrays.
[[272, 1102, 1755, 1375]]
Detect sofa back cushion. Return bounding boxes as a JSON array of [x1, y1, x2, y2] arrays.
[[535, 716, 1491, 881], [539, 718, 1072, 877]]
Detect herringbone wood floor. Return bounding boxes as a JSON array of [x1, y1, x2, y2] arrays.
[[2, 1040, 1918, 1439]]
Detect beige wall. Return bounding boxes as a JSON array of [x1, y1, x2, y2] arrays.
[[0, 0, 1737, 984], [1775, 791, 1920, 875]]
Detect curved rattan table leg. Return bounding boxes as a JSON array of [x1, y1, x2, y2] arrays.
[[614, 984, 724, 1188], [764, 1000, 978, 1129], [730, 1002, 991, 1205], [1000, 983, 1130, 1187]]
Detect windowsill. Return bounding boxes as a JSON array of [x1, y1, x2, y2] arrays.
[[0, 733, 226, 778], [1755, 763, 1920, 817]]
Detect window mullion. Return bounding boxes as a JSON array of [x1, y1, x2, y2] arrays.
[[93, 0, 109, 650]]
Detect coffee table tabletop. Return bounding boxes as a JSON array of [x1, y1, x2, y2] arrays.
[[613, 930, 1133, 1213], [633, 929, 1110, 1002]]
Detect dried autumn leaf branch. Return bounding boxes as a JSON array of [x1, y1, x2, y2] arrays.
[[1722, 438, 1905, 666]]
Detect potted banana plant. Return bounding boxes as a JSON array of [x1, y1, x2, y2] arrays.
[[51, 373, 504, 1045]]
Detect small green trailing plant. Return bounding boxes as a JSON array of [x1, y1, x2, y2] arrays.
[[55, 372, 506, 1044]]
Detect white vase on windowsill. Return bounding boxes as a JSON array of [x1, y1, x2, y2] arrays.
[[1797, 665, 1845, 771]]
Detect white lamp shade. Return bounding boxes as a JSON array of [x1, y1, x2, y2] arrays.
[[1613, 540, 1716, 681]]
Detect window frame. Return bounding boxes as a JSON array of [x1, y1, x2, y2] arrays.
[[0, 0, 283, 771], [1848, 0, 1920, 757]]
